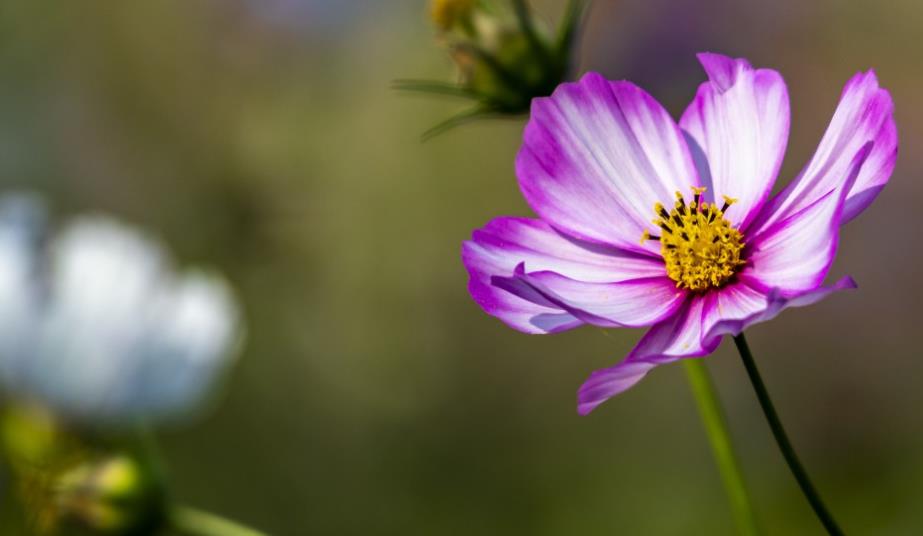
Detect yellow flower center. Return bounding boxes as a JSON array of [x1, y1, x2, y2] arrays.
[[641, 187, 746, 292]]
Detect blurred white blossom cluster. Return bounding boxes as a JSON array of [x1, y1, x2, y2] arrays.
[[0, 194, 243, 426]]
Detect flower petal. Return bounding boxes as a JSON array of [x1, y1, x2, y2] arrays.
[[577, 360, 658, 416], [578, 296, 717, 414], [744, 143, 871, 295], [699, 281, 768, 338], [680, 53, 790, 230], [125, 272, 241, 420], [577, 275, 858, 415], [703, 276, 857, 342], [17, 217, 241, 423], [492, 264, 683, 328], [517, 72, 700, 255], [463, 217, 668, 334], [756, 70, 897, 230]]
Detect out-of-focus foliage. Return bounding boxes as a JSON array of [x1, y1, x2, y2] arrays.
[[1, 407, 165, 535], [0, 0, 921, 534]]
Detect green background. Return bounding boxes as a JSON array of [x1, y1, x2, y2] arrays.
[[0, 1, 920, 533]]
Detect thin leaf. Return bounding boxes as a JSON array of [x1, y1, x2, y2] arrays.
[[392, 79, 481, 100], [421, 107, 491, 142], [510, 0, 551, 64], [556, 0, 591, 75]]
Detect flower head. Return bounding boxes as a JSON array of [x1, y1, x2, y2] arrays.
[[462, 53, 897, 414], [0, 195, 243, 425]]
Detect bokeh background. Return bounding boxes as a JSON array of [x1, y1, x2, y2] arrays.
[[0, 0, 921, 533]]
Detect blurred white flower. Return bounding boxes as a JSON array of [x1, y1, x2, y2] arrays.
[[0, 194, 243, 425]]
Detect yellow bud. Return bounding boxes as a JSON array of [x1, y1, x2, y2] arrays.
[[431, 0, 477, 32], [96, 457, 142, 498], [55, 455, 161, 533]]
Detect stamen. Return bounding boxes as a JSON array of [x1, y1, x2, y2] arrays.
[[721, 195, 739, 213], [656, 203, 670, 220], [640, 230, 661, 244], [643, 186, 745, 292], [674, 191, 687, 214], [692, 186, 707, 211]]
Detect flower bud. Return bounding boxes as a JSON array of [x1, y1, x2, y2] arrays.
[[399, 0, 590, 138]]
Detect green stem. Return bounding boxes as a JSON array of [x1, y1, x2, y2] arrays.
[[169, 505, 267, 536], [683, 360, 760, 536], [733, 333, 843, 536]]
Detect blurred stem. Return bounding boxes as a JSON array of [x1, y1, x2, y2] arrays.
[[134, 428, 265, 536], [135, 425, 166, 483], [683, 360, 760, 536], [169, 505, 266, 536], [733, 333, 843, 536]]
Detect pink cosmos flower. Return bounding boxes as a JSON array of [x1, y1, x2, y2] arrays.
[[462, 53, 897, 414]]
